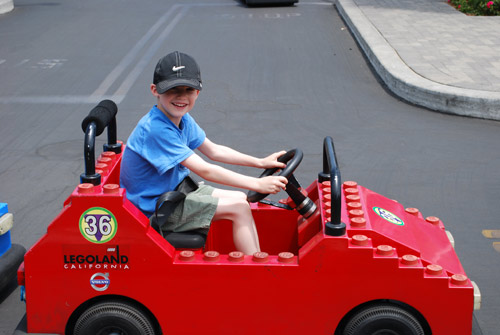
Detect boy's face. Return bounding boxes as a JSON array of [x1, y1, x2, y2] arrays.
[[151, 84, 200, 126]]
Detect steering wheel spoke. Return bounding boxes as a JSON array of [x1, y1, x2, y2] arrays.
[[247, 149, 303, 203], [247, 149, 317, 219]]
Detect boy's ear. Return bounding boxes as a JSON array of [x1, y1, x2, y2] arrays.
[[150, 84, 159, 97]]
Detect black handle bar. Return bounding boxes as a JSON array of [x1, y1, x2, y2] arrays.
[[80, 100, 122, 185], [319, 136, 346, 236]]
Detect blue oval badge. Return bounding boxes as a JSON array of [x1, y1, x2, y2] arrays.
[[373, 207, 404, 226]]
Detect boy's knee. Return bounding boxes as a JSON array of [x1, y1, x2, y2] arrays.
[[213, 189, 248, 201], [225, 197, 252, 220], [232, 197, 251, 211], [216, 196, 251, 218], [233, 191, 248, 201]]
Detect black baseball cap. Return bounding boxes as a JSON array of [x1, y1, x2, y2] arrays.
[[153, 51, 202, 94]]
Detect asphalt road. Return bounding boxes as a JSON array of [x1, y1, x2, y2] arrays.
[[1, 0, 499, 334]]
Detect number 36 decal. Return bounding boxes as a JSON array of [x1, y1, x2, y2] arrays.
[[79, 207, 117, 243]]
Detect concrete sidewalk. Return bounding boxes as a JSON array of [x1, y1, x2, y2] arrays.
[[0, 0, 13, 14], [336, 0, 500, 120]]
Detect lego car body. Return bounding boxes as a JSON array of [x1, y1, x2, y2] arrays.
[[16, 101, 479, 334]]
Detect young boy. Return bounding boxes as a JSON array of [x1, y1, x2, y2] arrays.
[[120, 51, 288, 255]]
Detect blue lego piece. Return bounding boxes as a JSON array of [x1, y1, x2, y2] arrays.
[[1, 203, 12, 256], [0, 203, 7, 217], [0, 232, 11, 256]]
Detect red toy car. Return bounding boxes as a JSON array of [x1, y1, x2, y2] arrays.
[[16, 101, 480, 334]]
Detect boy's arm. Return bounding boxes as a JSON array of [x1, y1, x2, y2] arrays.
[[197, 138, 286, 170], [181, 153, 287, 194]]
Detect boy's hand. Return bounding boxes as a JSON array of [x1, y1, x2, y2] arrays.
[[260, 151, 287, 169], [257, 176, 288, 194]]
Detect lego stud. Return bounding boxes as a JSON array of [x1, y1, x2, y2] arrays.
[[103, 184, 120, 194], [252, 252, 269, 263], [78, 183, 95, 194], [405, 208, 419, 216], [401, 254, 419, 266], [325, 208, 331, 222], [426, 264, 443, 275], [97, 157, 112, 165], [322, 187, 331, 194], [228, 251, 244, 262], [322, 181, 331, 188], [376, 245, 394, 256], [95, 163, 109, 174], [344, 188, 359, 195], [203, 251, 220, 262], [451, 274, 468, 286], [343, 181, 358, 188], [349, 209, 364, 218], [426, 216, 440, 225], [101, 151, 117, 162], [350, 217, 366, 228], [351, 235, 369, 246], [347, 202, 362, 210], [346, 194, 360, 203], [179, 250, 195, 262], [278, 252, 295, 263]]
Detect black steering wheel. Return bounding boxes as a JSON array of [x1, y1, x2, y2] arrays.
[[247, 149, 303, 203]]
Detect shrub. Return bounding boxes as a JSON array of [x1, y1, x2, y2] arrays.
[[449, 0, 500, 15]]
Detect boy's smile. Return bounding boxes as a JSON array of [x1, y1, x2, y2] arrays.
[[151, 85, 200, 127]]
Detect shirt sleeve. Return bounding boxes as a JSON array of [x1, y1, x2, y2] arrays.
[[184, 113, 206, 150]]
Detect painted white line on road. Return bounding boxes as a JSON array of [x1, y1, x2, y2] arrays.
[[1, 2, 329, 105], [113, 5, 189, 97], [91, 4, 183, 98], [15, 59, 30, 67]]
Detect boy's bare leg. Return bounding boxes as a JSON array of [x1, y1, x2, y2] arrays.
[[212, 189, 261, 255]]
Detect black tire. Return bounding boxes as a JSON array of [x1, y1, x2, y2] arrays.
[[343, 304, 425, 335], [73, 300, 156, 335], [0, 243, 26, 292]]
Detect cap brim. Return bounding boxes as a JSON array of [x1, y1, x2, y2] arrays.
[[156, 78, 202, 94]]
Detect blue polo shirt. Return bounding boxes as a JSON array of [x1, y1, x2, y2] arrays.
[[120, 106, 206, 217]]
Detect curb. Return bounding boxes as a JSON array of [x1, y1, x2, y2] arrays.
[[336, 0, 500, 121], [0, 0, 13, 14]]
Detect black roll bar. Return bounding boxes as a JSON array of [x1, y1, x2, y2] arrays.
[[319, 136, 346, 236], [80, 100, 121, 185]]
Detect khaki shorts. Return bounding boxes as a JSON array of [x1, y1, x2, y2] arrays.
[[162, 184, 218, 233]]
